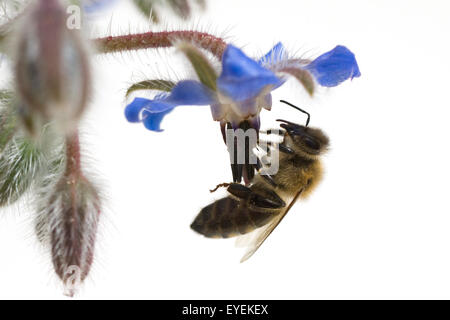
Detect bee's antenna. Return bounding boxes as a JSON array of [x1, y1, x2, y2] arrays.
[[279, 100, 310, 127]]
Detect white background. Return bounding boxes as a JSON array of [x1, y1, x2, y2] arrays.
[[1, 0, 450, 299]]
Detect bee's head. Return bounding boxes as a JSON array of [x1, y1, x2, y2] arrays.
[[276, 100, 329, 159], [278, 120, 329, 159]]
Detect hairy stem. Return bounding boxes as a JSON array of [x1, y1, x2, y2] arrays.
[[94, 30, 227, 59], [65, 131, 81, 176]]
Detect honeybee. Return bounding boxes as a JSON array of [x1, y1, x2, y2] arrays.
[[191, 100, 329, 262]]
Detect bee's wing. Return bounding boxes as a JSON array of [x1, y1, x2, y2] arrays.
[[238, 188, 304, 263], [238, 212, 285, 263], [235, 230, 258, 248]]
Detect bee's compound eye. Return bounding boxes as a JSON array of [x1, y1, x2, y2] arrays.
[[303, 136, 320, 150]]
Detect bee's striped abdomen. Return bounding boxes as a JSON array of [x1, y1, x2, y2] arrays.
[[191, 196, 276, 238]]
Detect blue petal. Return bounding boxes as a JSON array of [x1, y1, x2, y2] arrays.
[[257, 42, 288, 66], [305, 45, 361, 87], [165, 80, 216, 105], [143, 100, 175, 113], [217, 45, 282, 102], [142, 109, 174, 132], [125, 97, 152, 122], [125, 80, 217, 132]]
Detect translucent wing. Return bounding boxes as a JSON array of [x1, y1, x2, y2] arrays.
[[238, 213, 283, 262], [238, 188, 304, 263]]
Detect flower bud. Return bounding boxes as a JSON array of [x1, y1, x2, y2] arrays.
[[35, 133, 101, 296], [41, 172, 101, 297], [14, 0, 91, 136]]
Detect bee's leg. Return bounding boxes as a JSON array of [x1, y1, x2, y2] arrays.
[[226, 183, 253, 199], [252, 161, 276, 187], [253, 152, 278, 188], [210, 182, 232, 193], [261, 174, 277, 187], [251, 190, 286, 209], [227, 183, 285, 209]]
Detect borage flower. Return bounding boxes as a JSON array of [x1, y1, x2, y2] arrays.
[[125, 42, 360, 181]]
